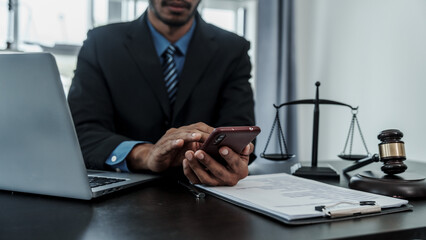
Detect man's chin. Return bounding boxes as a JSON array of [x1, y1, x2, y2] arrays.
[[160, 15, 192, 27], [163, 20, 188, 27]]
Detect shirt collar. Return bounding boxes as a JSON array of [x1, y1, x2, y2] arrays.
[[147, 18, 197, 56]]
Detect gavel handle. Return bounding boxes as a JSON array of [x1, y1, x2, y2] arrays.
[[343, 154, 380, 173]]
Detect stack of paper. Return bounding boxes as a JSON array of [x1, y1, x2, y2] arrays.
[[196, 173, 409, 223]]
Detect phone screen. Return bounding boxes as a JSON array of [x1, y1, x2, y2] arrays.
[[201, 126, 260, 165]]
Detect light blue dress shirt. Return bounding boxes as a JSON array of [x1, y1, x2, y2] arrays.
[[106, 18, 197, 172]]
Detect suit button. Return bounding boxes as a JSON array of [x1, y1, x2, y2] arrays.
[[164, 120, 170, 126]]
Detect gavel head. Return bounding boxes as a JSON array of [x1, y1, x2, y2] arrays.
[[378, 129, 407, 175]]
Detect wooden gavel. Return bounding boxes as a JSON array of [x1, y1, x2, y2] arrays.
[[343, 129, 407, 175], [378, 129, 407, 175]]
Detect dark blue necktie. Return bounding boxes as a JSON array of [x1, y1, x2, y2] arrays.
[[162, 45, 179, 104]]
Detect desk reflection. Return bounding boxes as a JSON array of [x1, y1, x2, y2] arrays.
[[0, 191, 93, 239]]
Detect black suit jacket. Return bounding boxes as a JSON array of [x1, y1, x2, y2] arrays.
[[68, 12, 255, 170]]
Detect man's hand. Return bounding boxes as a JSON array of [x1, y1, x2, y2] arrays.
[[126, 122, 213, 172], [182, 143, 254, 186]]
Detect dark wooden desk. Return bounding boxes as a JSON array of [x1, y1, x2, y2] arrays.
[[1, 160, 426, 240]]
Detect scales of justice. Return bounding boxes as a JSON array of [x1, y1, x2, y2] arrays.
[[261, 82, 426, 199]]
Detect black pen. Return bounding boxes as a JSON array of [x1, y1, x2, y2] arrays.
[[178, 180, 206, 199]]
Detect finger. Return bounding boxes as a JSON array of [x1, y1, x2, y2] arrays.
[[187, 150, 220, 186], [157, 139, 184, 157], [180, 124, 212, 142], [219, 147, 249, 177], [155, 134, 202, 162], [182, 158, 200, 184], [188, 141, 203, 151], [169, 122, 214, 144], [163, 127, 196, 139], [174, 132, 204, 142], [241, 143, 253, 156], [197, 131, 211, 142], [194, 150, 239, 185], [220, 147, 241, 167], [181, 123, 214, 142], [191, 122, 214, 134]]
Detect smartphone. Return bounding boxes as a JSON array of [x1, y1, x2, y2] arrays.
[[200, 126, 261, 166]]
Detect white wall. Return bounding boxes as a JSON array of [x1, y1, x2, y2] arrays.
[[295, 0, 426, 163]]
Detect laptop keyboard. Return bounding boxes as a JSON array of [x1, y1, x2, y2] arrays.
[[88, 176, 126, 188]]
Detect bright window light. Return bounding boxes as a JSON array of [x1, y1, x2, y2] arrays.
[[18, 0, 87, 46], [136, 1, 148, 16], [93, 0, 109, 27], [201, 8, 236, 33], [0, 1, 7, 49]]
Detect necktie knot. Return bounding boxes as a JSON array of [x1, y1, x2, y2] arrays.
[[164, 45, 177, 58]]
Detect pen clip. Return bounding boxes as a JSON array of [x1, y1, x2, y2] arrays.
[[315, 201, 381, 218], [178, 180, 206, 199]]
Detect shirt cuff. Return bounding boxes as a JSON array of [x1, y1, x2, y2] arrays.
[[106, 141, 146, 172]]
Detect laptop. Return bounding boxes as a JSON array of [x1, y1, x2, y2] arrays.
[[0, 52, 160, 200]]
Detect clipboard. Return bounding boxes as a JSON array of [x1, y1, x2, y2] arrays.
[[199, 187, 412, 225], [195, 173, 413, 225], [287, 205, 412, 225], [292, 204, 413, 225]]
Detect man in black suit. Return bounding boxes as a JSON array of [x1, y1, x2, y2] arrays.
[[68, 0, 255, 186]]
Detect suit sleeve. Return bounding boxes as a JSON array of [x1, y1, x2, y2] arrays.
[[68, 30, 131, 170], [216, 40, 255, 128], [215, 39, 257, 163]]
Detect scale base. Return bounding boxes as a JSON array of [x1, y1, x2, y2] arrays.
[[349, 171, 426, 199], [293, 165, 340, 180]]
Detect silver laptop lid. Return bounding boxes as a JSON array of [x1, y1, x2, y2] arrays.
[[0, 52, 92, 200]]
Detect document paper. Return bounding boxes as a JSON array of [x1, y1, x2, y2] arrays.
[[196, 173, 409, 221]]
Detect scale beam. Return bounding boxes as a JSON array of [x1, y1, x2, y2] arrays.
[[274, 99, 357, 110]]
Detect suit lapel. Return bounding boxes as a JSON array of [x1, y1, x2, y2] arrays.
[[124, 13, 171, 119], [173, 15, 218, 119]]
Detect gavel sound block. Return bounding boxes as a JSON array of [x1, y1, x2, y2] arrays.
[[349, 129, 426, 199]]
